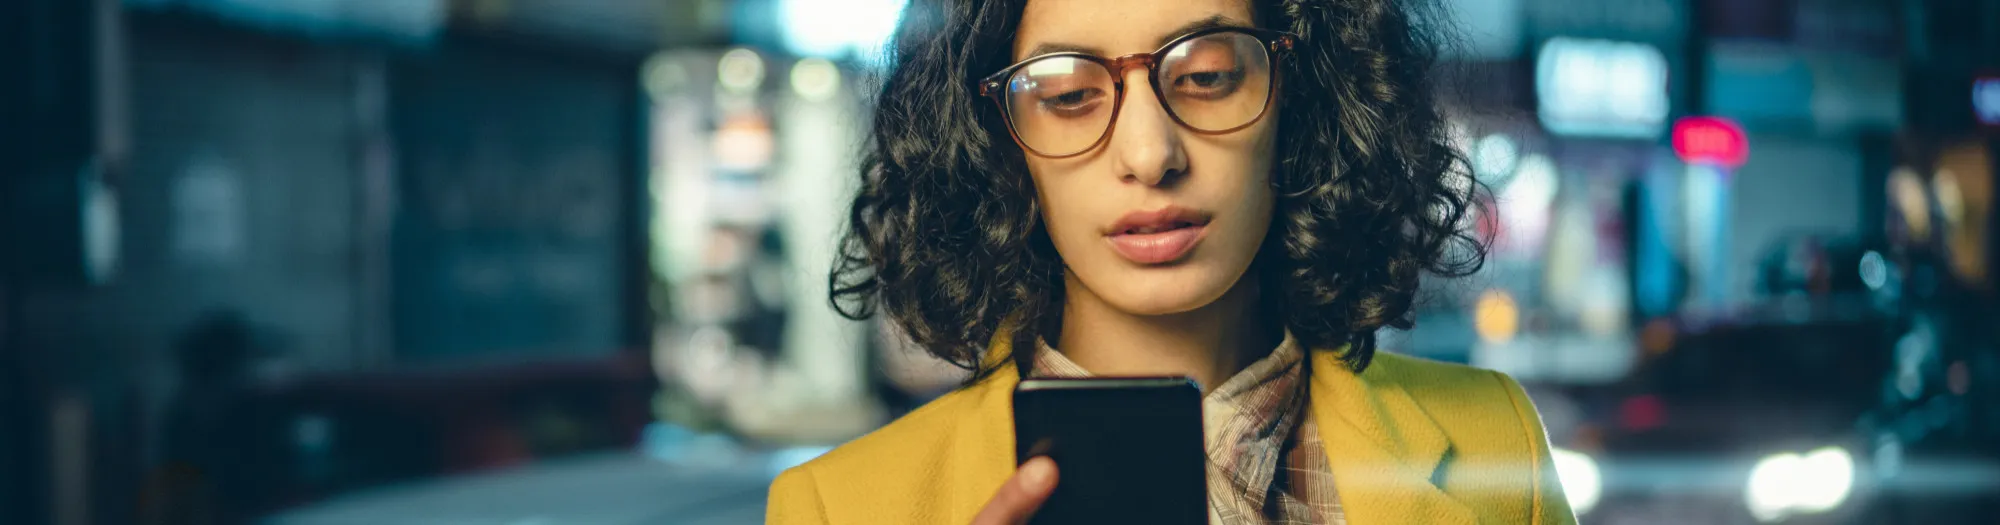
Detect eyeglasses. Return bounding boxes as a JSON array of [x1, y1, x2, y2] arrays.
[[980, 27, 1297, 159]]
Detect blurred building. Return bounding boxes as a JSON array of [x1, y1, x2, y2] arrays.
[[1408, 0, 2000, 522], [4, 1, 702, 523]]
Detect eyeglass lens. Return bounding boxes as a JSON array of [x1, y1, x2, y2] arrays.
[[1003, 31, 1274, 157]]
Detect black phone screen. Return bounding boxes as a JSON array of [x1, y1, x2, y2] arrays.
[[1012, 377, 1208, 525]]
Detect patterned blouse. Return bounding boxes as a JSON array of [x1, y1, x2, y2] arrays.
[[1030, 333, 1347, 525]]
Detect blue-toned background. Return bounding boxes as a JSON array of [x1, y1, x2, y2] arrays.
[[4, 0, 1999, 524]]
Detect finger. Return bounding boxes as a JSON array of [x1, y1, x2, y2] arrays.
[[971, 457, 1059, 525]]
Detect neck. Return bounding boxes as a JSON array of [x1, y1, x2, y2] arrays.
[[1052, 273, 1280, 392]]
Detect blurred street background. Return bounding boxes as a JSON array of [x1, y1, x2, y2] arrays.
[[3, 0, 1999, 523]]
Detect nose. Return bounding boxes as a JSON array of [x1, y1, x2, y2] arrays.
[[1109, 69, 1187, 187]]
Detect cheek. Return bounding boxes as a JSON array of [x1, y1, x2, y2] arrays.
[[1193, 124, 1279, 207], [1032, 180, 1096, 242], [1239, 122, 1280, 217], [1245, 117, 1280, 183], [1198, 126, 1279, 255], [1026, 164, 1087, 240], [1027, 167, 1129, 277]]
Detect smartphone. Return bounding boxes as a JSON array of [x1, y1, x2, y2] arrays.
[[1012, 377, 1208, 525]]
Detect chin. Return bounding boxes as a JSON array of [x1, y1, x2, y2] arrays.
[[1091, 263, 1247, 317]]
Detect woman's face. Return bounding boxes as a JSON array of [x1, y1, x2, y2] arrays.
[[1014, 0, 1278, 316]]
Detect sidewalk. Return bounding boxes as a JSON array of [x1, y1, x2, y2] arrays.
[[264, 451, 775, 525]]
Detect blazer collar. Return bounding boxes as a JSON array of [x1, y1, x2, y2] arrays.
[[956, 335, 1476, 525], [951, 333, 1027, 524], [1308, 349, 1477, 525]]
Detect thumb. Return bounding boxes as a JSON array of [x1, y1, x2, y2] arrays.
[[972, 457, 1059, 525]]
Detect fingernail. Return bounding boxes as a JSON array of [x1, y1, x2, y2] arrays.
[[1020, 458, 1053, 489]]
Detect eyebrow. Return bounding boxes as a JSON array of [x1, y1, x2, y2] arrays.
[[1020, 15, 1253, 59]]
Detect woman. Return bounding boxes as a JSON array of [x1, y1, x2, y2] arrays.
[[770, 0, 1576, 523]]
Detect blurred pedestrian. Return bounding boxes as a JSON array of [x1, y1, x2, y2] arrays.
[[148, 310, 266, 525]]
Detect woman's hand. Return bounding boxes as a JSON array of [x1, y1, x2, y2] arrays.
[[970, 457, 1059, 525]]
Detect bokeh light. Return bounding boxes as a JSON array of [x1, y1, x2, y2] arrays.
[[1474, 289, 1520, 344]]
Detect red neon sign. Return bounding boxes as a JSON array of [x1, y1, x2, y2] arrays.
[[1673, 117, 1749, 168]]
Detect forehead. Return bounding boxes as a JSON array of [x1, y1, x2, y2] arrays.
[[1013, 0, 1256, 59]]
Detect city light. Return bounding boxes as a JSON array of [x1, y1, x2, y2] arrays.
[[790, 58, 843, 102], [1948, 361, 1971, 396], [1889, 167, 1932, 238], [711, 114, 777, 173], [81, 167, 121, 285], [1860, 250, 1888, 290], [1794, 447, 1856, 512], [1976, 76, 2000, 126], [1874, 435, 1904, 478], [1745, 446, 1855, 522], [1935, 169, 1965, 226], [779, 0, 908, 64], [1551, 448, 1602, 515], [1535, 37, 1670, 138], [1474, 289, 1520, 344], [1475, 133, 1521, 186], [1673, 116, 1749, 168], [1497, 154, 1559, 254], [719, 48, 767, 95], [642, 53, 690, 99]]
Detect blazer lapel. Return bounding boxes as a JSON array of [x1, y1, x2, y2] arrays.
[[948, 332, 1027, 523], [1309, 350, 1478, 525], [954, 335, 1479, 524]]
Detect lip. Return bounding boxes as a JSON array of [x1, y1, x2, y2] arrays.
[[1104, 206, 1213, 265]]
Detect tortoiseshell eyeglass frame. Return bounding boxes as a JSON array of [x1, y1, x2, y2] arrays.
[[978, 27, 1298, 159]]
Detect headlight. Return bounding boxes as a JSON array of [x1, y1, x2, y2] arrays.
[[1551, 447, 1601, 515], [1745, 446, 1854, 522]]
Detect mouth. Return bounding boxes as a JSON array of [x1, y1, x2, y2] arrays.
[[1114, 220, 1204, 235], [1105, 206, 1213, 265]]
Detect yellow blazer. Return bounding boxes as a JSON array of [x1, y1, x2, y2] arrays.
[[768, 337, 1577, 525]]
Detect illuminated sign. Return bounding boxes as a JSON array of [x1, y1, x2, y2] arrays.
[[1536, 38, 1671, 139], [779, 0, 908, 64], [1976, 76, 2000, 127], [1672, 117, 1749, 168]]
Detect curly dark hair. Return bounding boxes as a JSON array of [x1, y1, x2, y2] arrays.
[[831, 0, 1487, 378]]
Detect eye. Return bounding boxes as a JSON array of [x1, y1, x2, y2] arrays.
[[1009, 57, 1112, 118], [1171, 68, 1244, 99], [1166, 43, 1247, 99], [1180, 70, 1241, 90], [1036, 87, 1107, 117]]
